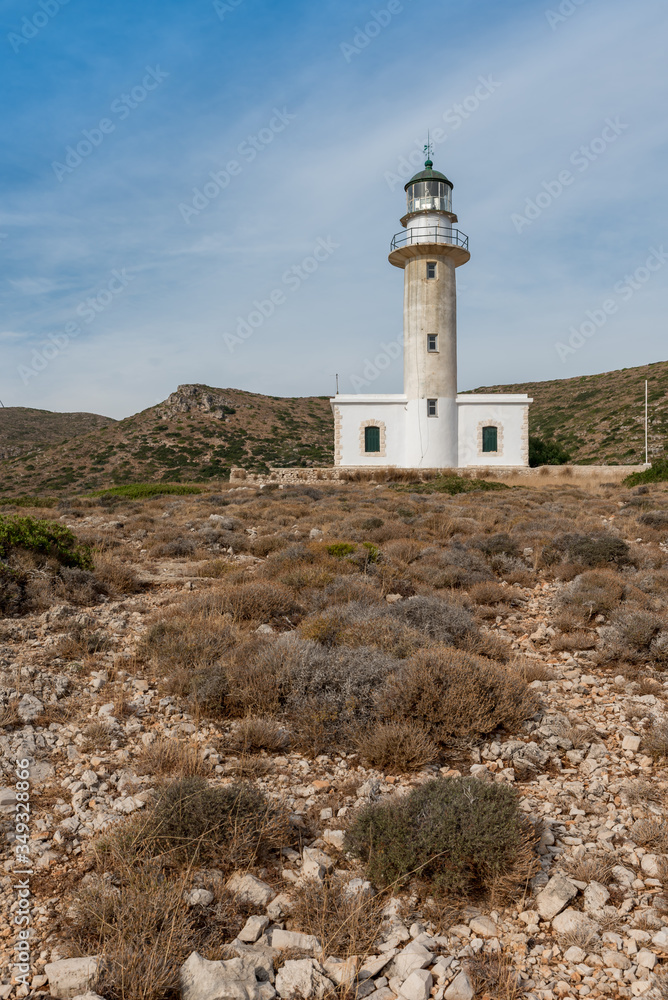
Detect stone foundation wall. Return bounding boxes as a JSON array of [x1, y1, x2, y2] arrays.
[[230, 464, 649, 488]]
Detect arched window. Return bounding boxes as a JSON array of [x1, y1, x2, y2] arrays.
[[364, 426, 381, 453], [482, 426, 498, 453]]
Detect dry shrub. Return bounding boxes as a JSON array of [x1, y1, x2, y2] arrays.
[[225, 716, 289, 753], [198, 559, 232, 578], [137, 738, 209, 778], [557, 569, 625, 620], [56, 624, 111, 657], [71, 866, 250, 1000], [551, 630, 598, 652], [509, 656, 555, 683], [291, 876, 386, 960], [642, 718, 668, 761], [542, 533, 633, 569], [382, 539, 425, 563], [0, 698, 21, 729], [632, 817, 668, 853], [377, 647, 539, 744], [354, 720, 439, 772], [73, 866, 195, 1000], [345, 777, 539, 902], [468, 582, 514, 605], [102, 777, 290, 871], [139, 609, 239, 672], [251, 535, 287, 557], [600, 605, 668, 664], [198, 581, 300, 623], [81, 720, 116, 751], [299, 607, 424, 659], [94, 552, 142, 593], [620, 778, 662, 805], [313, 575, 384, 609]]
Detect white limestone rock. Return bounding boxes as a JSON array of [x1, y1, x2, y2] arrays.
[[444, 971, 474, 1000], [44, 957, 100, 999], [227, 873, 275, 908], [535, 875, 578, 920], [400, 969, 433, 1000], [275, 960, 333, 999]]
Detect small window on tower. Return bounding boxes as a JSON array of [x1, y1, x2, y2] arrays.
[[427, 399, 438, 417], [482, 426, 498, 453], [427, 262, 437, 279], [365, 426, 381, 453], [427, 334, 438, 352]]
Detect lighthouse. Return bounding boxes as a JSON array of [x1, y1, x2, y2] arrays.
[[331, 150, 531, 470], [388, 155, 470, 467]]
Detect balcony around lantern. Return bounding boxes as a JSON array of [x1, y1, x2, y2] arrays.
[[390, 226, 469, 252]]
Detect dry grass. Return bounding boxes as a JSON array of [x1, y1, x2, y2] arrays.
[[225, 716, 290, 753], [136, 738, 210, 778], [291, 876, 386, 960], [551, 629, 598, 652], [467, 954, 522, 1000], [561, 856, 615, 884], [632, 817, 668, 853]]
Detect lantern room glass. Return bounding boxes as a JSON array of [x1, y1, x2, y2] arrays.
[[407, 180, 452, 214]]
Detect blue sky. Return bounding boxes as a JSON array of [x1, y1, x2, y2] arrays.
[[1, 0, 667, 418]]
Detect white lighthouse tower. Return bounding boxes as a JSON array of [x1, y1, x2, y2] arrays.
[[331, 150, 531, 470], [388, 153, 469, 466]]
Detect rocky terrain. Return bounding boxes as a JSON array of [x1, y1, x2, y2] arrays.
[[2, 478, 668, 1000]]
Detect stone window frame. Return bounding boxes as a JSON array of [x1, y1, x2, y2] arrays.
[[359, 419, 387, 458], [333, 406, 343, 466], [477, 419, 504, 459]]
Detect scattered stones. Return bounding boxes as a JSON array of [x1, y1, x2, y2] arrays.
[[444, 970, 474, 1000]]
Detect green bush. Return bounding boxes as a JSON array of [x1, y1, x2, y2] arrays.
[[345, 777, 535, 899], [529, 436, 571, 467], [624, 459, 668, 486], [0, 515, 92, 570], [0, 496, 59, 508], [327, 542, 357, 558], [91, 483, 203, 499]]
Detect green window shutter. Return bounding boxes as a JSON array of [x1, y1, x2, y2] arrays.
[[482, 426, 498, 453], [365, 426, 381, 452]]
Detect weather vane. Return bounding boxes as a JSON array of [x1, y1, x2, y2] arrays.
[[423, 132, 433, 160]]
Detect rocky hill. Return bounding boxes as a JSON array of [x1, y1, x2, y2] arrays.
[[472, 358, 668, 466], [0, 406, 116, 461], [0, 385, 334, 496]]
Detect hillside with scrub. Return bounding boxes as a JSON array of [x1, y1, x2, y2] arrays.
[[2, 473, 668, 998]]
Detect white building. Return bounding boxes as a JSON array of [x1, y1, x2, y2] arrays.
[[331, 157, 531, 469]]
